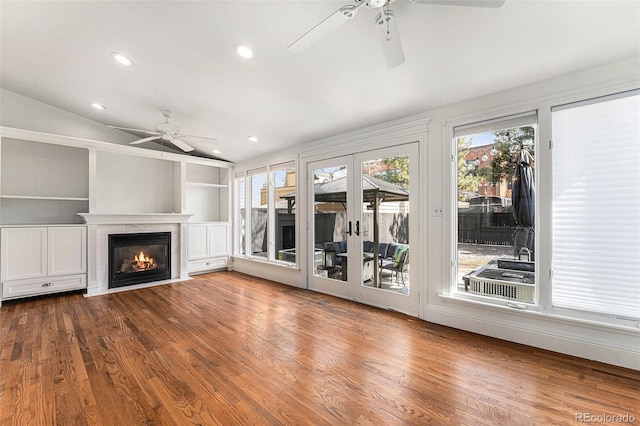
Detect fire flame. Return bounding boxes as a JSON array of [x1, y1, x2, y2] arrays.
[[134, 251, 154, 266]]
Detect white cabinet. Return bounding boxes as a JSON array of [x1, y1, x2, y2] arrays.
[[0, 227, 48, 281], [1, 226, 87, 303], [48, 227, 87, 275], [187, 222, 230, 274]]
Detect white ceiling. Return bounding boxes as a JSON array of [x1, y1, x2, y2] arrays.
[[1, 0, 639, 163]]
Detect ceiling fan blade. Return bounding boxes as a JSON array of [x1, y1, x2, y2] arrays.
[[181, 134, 218, 142], [409, 0, 505, 8], [169, 138, 195, 152], [108, 125, 159, 136], [130, 135, 161, 145], [288, 4, 361, 53], [375, 10, 405, 69]]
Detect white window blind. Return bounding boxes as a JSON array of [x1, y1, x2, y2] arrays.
[[551, 90, 640, 319], [454, 111, 537, 137]]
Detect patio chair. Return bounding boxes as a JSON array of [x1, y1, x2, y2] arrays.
[[380, 248, 409, 286]]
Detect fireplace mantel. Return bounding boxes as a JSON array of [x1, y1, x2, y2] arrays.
[[77, 213, 193, 225]]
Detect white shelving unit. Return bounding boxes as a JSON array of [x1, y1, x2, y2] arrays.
[[183, 162, 231, 273], [185, 162, 230, 222], [0, 137, 89, 224], [0, 127, 234, 302]]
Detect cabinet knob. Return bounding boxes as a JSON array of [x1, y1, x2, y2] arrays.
[[42, 282, 53, 287]]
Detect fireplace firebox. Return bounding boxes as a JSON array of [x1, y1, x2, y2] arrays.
[[108, 232, 171, 288]]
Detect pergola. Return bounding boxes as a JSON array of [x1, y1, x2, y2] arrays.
[[282, 175, 409, 287]]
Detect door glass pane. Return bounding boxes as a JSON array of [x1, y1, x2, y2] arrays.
[[313, 165, 348, 281], [250, 172, 268, 259], [361, 155, 410, 293]]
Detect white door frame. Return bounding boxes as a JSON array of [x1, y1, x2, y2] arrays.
[[307, 142, 420, 316]]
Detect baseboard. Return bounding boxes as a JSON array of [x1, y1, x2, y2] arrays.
[[426, 304, 640, 371]]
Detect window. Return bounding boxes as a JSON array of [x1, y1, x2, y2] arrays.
[[454, 112, 537, 304], [235, 162, 297, 266], [272, 164, 297, 264], [235, 174, 245, 255], [551, 90, 640, 319], [248, 169, 268, 259]]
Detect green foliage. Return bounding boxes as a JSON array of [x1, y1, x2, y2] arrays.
[[365, 155, 410, 188], [483, 126, 535, 183], [457, 137, 481, 200]]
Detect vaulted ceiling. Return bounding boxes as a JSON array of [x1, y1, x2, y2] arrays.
[[1, 1, 638, 162]]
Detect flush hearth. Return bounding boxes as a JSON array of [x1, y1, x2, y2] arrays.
[[108, 232, 171, 288]]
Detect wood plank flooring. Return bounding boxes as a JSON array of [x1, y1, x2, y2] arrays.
[[1, 271, 638, 425]]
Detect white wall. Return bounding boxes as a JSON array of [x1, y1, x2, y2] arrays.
[[3, 57, 638, 369], [96, 151, 176, 214], [0, 88, 134, 143], [234, 57, 640, 370]]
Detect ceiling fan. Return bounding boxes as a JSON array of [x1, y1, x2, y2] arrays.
[[288, 0, 505, 69], [108, 110, 217, 153]]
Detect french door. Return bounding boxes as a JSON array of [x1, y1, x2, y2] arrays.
[[307, 143, 419, 316]]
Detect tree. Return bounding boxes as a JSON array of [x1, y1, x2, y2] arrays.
[[457, 137, 481, 200], [479, 126, 535, 184], [380, 155, 409, 188], [364, 155, 410, 188]]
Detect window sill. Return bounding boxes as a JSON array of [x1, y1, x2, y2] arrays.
[[232, 255, 301, 272], [439, 293, 640, 334]]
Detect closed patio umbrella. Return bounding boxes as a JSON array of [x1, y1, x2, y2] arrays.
[[511, 149, 535, 260]]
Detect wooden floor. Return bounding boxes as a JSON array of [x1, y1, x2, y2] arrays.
[[1, 272, 638, 425]]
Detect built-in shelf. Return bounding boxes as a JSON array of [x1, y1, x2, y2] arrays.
[[1, 195, 90, 201], [1, 128, 232, 227], [186, 182, 228, 189]]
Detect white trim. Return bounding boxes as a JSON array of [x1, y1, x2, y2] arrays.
[[232, 256, 304, 288], [85, 276, 192, 297], [427, 302, 640, 371], [0, 127, 233, 168], [77, 213, 193, 225], [300, 115, 431, 163], [551, 88, 640, 112]]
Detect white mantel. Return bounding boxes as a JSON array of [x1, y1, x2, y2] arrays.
[[78, 213, 193, 225], [82, 215, 192, 296]]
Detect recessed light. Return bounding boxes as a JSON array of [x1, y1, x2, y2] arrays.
[[91, 103, 106, 110], [247, 136, 259, 143], [235, 44, 254, 59], [213, 149, 221, 154], [111, 52, 134, 66]]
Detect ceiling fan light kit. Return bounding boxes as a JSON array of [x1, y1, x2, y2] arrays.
[[288, 0, 505, 69]]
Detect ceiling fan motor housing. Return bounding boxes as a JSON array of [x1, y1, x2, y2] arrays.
[[365, 0, 392, 8]]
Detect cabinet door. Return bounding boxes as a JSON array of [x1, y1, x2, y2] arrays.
[[208, 223, 230, 257], [48, 227, 87, 276], [188, 224, 210, 260], [1, 227, 48, 281]]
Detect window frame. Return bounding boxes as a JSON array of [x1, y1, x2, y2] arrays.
[[234, 160, 299, 268], [450, 111, 539, 307], [550, 89, 640, 320], [444, 90, 640, 330]]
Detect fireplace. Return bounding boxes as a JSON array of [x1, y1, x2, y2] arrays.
[[108, 232, 171, 288]]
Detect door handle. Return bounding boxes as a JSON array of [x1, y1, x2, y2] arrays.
[[347, 221, 353, 236], [355, 220, 360, 236]]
